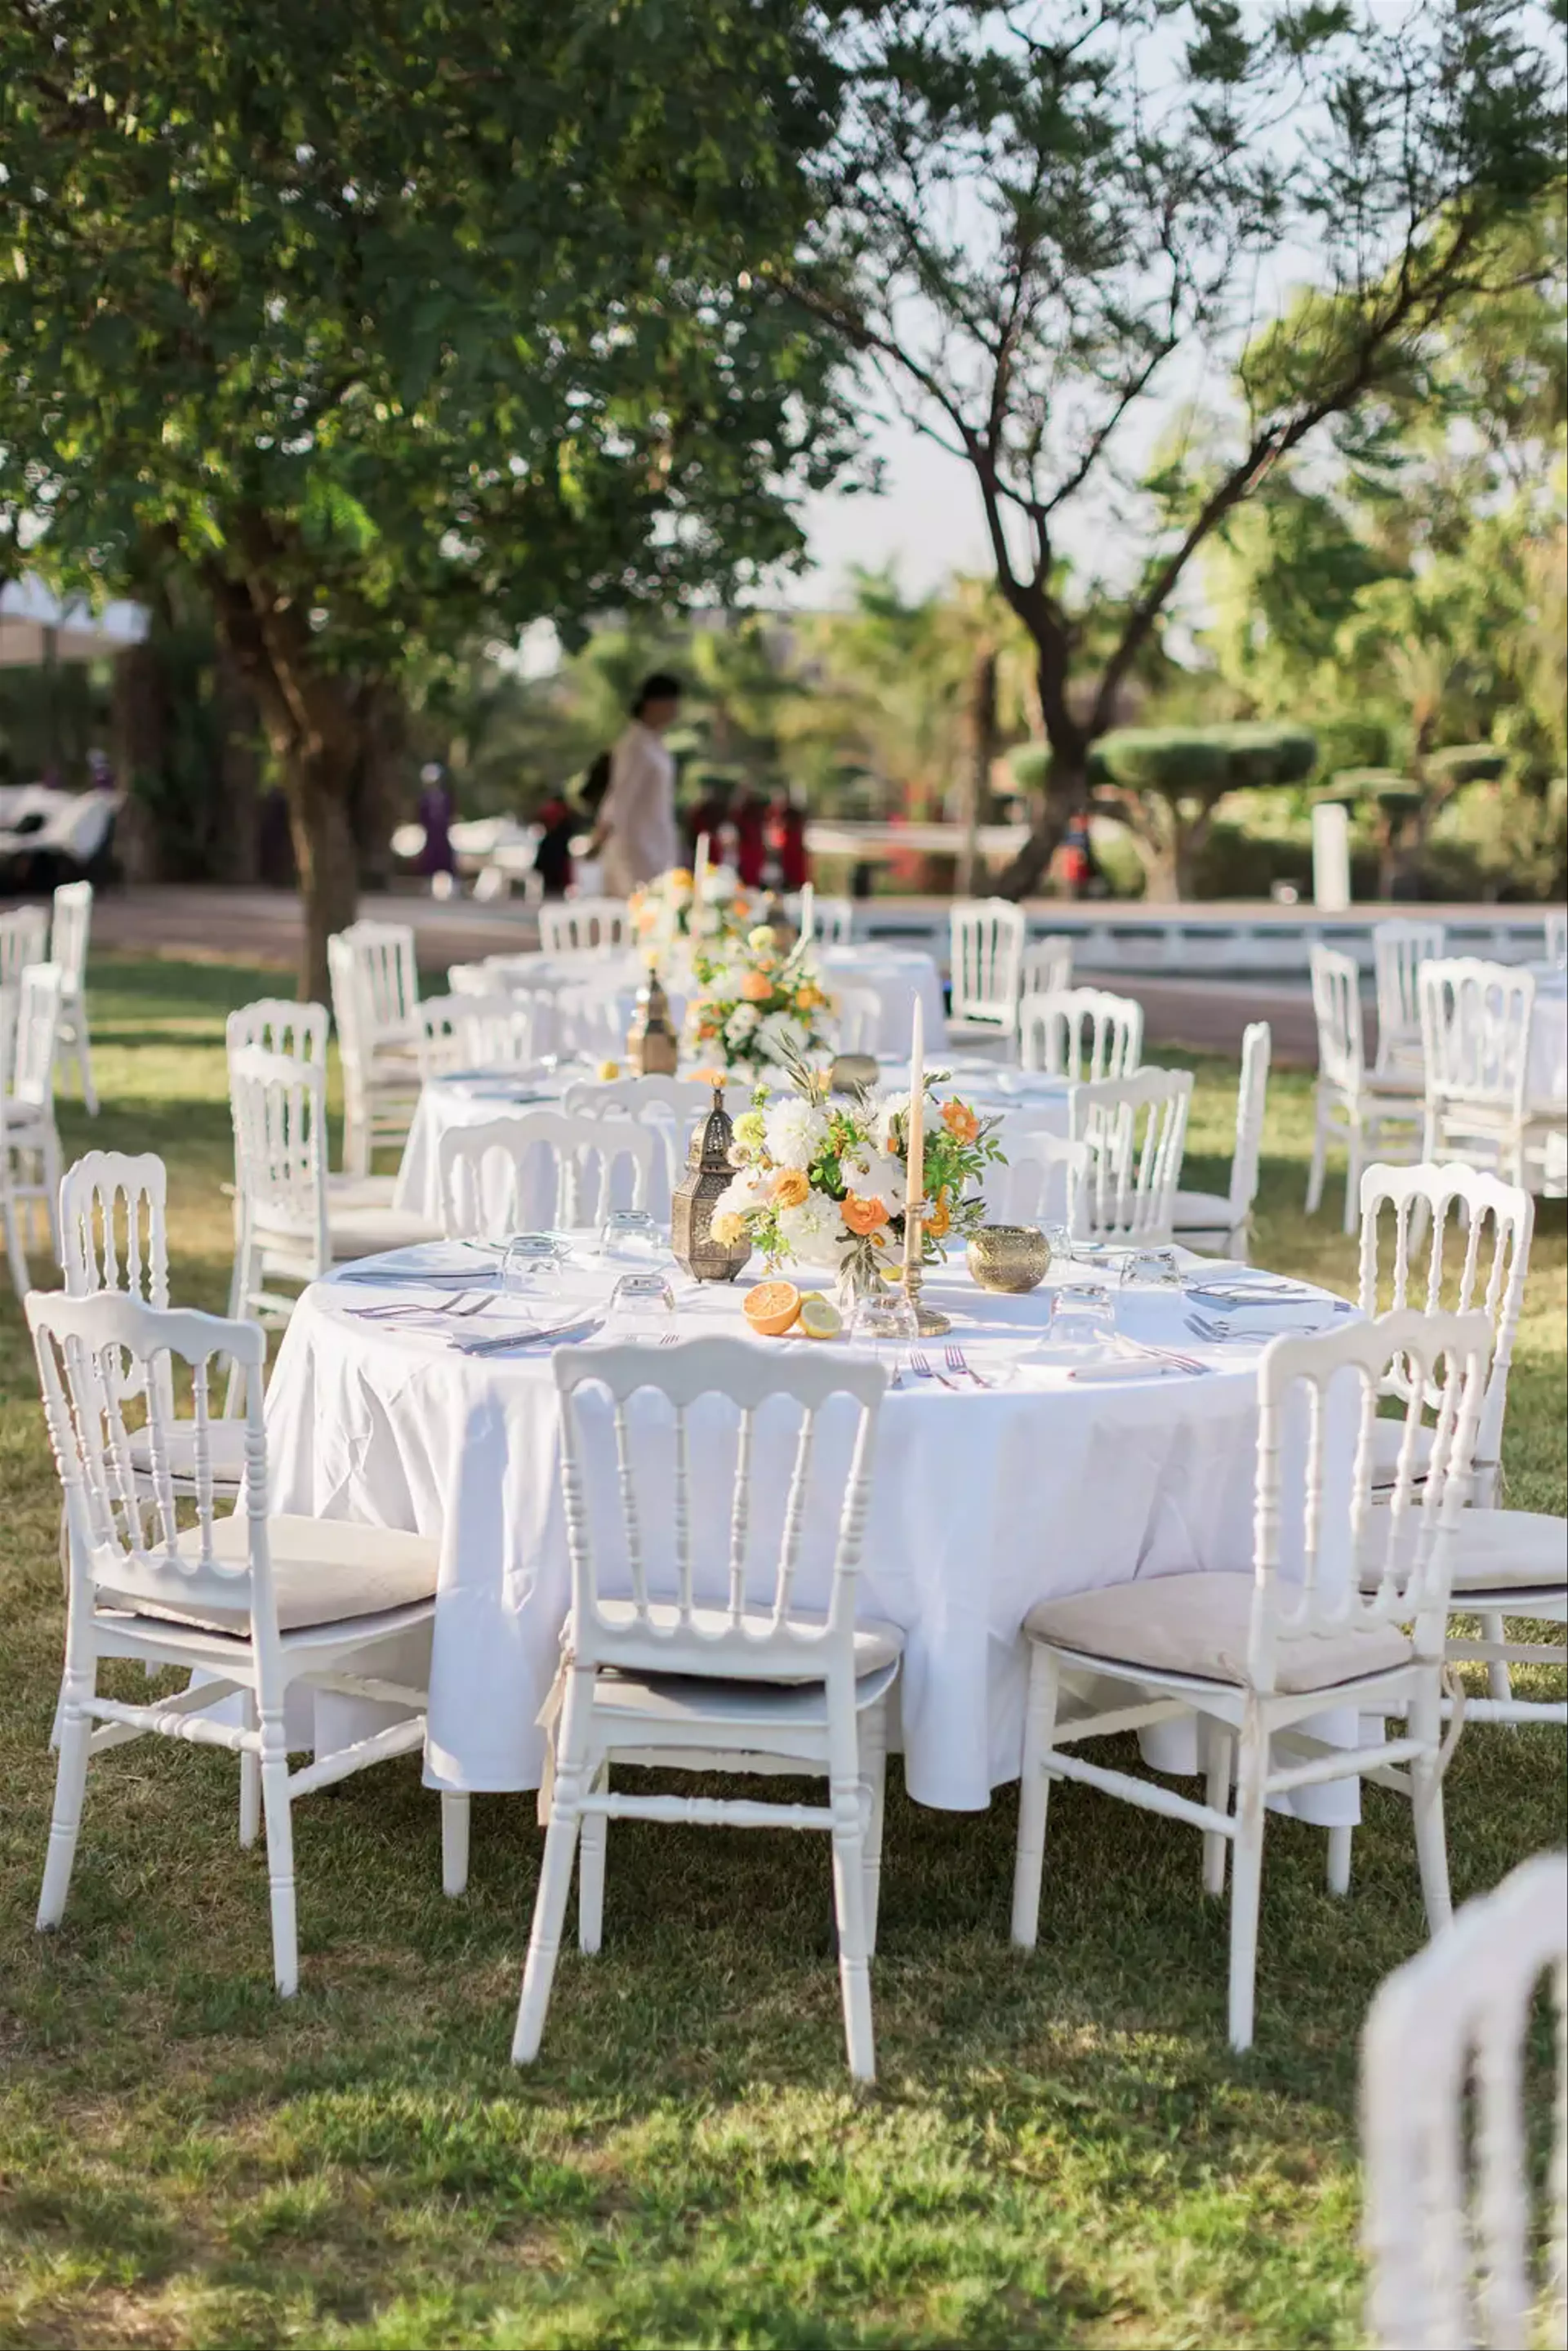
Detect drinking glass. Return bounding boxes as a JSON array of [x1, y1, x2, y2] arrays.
[[608, 1271, 677, 1335], [849, 1290, 918, 1379], [501, 1233, 566, 1294], [599, 1208, 666, 1266], [1040, 1280, 1116, 1360], [1119, 1247, 1182, 1289]]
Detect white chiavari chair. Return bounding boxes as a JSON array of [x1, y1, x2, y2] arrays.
[[1373, 917, 1446, 1080], [1012, 1307, 1491, 2050], [27, 1289, 455, 1997], [1069, 1066, 1192, 1246], [1019, 934, 1073, 1002], [538, 899, 629, 955], [996, 1132, 1090, 1230], [437, 1109, 659, 1240], [228, 1046, 436, 1332], [948, 899, 1026, 1042], [418, 990, 537, 1077], [1419, 957, 1565, 1190], [2, 961, 66, 1294], [801, 894, 854, 946], [1307, 944, 1424, 1231], [49, 879, 98, 1113], [561, 1074, 748, 1193], [1018, 986, 1143, 1081], [1363, 1848, 1568, 2351], [1544, 908, 1566, 970], [327, 922, 423, 1176], [512, 1337, 900, 2081], [1172, 1022, 1272, 1261], [0, 903, 48, 990], [830, 982, 886, 1057], [227, 997, 330, 1066], [60, 1149, 246, 1499]]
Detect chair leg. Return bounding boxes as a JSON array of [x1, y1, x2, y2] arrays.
[[1010, 1645, 1061, 1947], [41, 1126, 62, 1258], [1, 1177, 29, 1299], [238, 1690, 261, 1849], [441, 1791, 470, 1897], [1226, 1708, 1268, 2052], [1305, 1096, 1327, 1215], [1325, 1822, 1353, 1897], [259, 1706, 299, 1996], [513, 1691, 590, 2064], [1479, 1611, 1514, 1710], [577, 1768, 607, 1954], [37, 1672, 93, 1929], [1410, 1678, 1452, 1937], [860, 1697, 889, 1956], [74, 1017, 99, 1118], [829, 1785, 876, 2084], [1343, 1114, 1363, 1236], [1202, 1718, 1232, 1897]]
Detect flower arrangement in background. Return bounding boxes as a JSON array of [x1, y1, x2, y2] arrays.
[[684, 925, 832, 1078], [709, 1066, 1004, 1301], [627, 865, 749, 955]]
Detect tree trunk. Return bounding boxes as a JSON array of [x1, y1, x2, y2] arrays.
[[350, 679, 406, 891], [210, 646, 262, 885], [995, 750, 1085, 897], [287, 747, 361, 1004], [956, 648, 995, 897]]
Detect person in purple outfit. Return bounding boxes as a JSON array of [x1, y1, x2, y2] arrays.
[[417, 761, 456, 883]]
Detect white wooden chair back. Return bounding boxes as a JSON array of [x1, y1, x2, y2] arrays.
[[831, 982, 884, 1056], [949, 899, 1025, 1028], [1419, 959, 1535, 1122], [807, 895, 854, 946], [1250, 1307, 1490, 1695], [60, 1150, 169, 1309], [1544, 908, 1566, 970], [228, 1045, 330, 1269], [1310, 943, 1366, 1094], [1019, 935, 1073, 1002], [1000, 1132, 1091, 1229], [1018, 986, 1143, 1080], [539, 899, 629, 955], [8, 962, 66, 1109], [437, 1109, 658, 1238], [0, 904, 48, 989], [1358, 1160, 1533, 1494], [562, 1073, 746, 1122], [1373, 919, 1446, 1071], [1069, 1066, 1192, 1244], [226, 999, 330, 1066], [49, 881, 94, 985], [420, 991, 536, 1077], [339, 919, 421, 1047], [27, 1288, 269, 1631], [1227, 1022, 1272, 1228], [1363, 1848, 1568, 2351], [555, 1336, 886, 1681], [446, 961, 497, 997], [326, 931, 365, 1070]]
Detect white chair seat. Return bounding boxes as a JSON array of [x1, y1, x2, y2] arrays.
[[327, 1173, 398, 1209], [1170, 1187, 1232, 1229], [592, 1655, 901, 1731], [1025, 1570, 1412, 1695], [328, 1204, 443, 1258], [116, 1513, 442, 1632], [1360, 1509, 1567, 1597], [129, 1416, 249, 1485], [1, 1095, 50, 1137], [572, 1599, 904, 1680]]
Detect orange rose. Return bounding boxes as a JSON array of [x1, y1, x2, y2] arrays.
[[740, 971, 772, 1003], [842, 1193, 890, 1237], [691, 1065, 725, 1085], [772, 1168, 811, 1209], [926, 1188, 951, 1239], [941, 1098, 979, 1144]]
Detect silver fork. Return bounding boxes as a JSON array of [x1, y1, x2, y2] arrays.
[[909, 1347, 959, 1390], [351, 1289, 493, 1322], [1115, 1333, 1210, 1374], [943, 1342, 992, 1388]]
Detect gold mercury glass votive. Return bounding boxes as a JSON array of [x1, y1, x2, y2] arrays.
[[967, 1224, 1049, 1294]]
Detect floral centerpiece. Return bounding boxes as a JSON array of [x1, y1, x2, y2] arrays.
[[709, 1066, 1004, 1306], [627, 864, 750, 955], [685, 926, 833, 1079]]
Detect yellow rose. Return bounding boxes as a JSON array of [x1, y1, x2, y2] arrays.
[[710, 1211, 746, 1245], [596, 1059, 621, 1082], [772, 1168, 811, 1208], [748, 924, 775, 952]]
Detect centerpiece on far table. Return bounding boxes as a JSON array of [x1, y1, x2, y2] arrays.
[[684, 922, 833, 1082], [708, 1052, 1003, 1310], [627, 857, 749, 957]]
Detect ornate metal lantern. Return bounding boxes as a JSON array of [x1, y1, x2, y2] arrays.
[[626, 964, 679, 1076], [671, 1086, 753, 1282]]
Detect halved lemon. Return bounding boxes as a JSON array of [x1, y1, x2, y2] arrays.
[[797, 1293, 842, 1341], [596, 1058, 621, 1082], [742, 1279, 802, 1337]]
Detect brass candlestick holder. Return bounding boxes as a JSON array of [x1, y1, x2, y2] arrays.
[[901, 1207, 951, 1336]]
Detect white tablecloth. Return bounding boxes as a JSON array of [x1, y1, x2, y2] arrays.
[[457, 944, 947, 1063], [1528, 969, 1567, 1106], [262, 1245, 1357, 1815]]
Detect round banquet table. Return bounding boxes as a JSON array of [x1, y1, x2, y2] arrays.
[[261, 1241, 1362, 1818], [393, 1055, 1076, 1229], [457, 943, 947, 1063]]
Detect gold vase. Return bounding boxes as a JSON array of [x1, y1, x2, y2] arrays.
[[626, 964, 679, 1076], [967, 1225, 1049, 1294], [671, 1087, 753, 1283]]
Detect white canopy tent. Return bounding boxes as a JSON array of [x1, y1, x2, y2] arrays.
[[0, 575, 147, 667]]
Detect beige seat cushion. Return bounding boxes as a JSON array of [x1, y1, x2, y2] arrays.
[[128, 1416, 249, 1487], [1359, 1508, 1567, 1597], [576, 1598, 903, 1680], [328, 1204, 443, 1260], [1170, 1188, 1234, 1231], [1025, 1571, 1411, 1695], [105, 1513, 440, 1634], [1370, 1416, 1436, 1488], [326, 1172, 398, 1210]]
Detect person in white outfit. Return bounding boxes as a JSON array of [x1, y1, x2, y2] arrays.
[[590, 672, 682, 895]]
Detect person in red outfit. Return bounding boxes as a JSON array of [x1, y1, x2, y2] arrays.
[[772, 794, 809, 891], [731, 790, 767, 888]]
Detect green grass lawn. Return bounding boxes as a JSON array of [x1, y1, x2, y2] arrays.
[[2, 956, 1563, 2350]]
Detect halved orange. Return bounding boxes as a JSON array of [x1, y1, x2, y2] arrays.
[[742, 1279, 802, 1337]]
